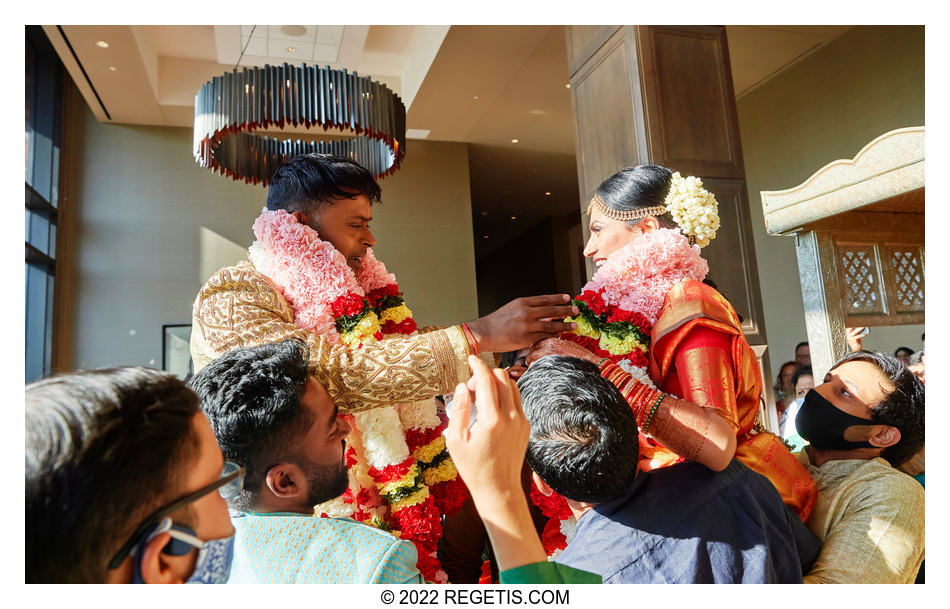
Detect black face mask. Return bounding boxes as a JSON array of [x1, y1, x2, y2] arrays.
[[795, 388, 877, 450]]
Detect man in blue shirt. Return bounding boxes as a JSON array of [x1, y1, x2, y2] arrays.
[[518, 356, 821, 583]]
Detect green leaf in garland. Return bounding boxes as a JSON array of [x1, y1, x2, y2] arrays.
[[602, 320, 650, 348], [335, 302, 370, 334], [571, 298, 607, 328], [382, 468, 426, 503], [377, 294, 405, 312]]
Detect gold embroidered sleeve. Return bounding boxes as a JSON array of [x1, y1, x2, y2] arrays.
[[191, 263, 473, 413], [315, 324, 475, 412]]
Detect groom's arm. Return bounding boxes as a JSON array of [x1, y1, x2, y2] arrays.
[[191, 263, 475, 412]]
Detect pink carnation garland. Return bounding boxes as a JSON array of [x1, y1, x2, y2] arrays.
[[586, 227, 708, 325]]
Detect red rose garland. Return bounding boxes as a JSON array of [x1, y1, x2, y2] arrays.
[[249, 208, 468, 583]]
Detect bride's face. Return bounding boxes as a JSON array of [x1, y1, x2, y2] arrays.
[[584, 207, 644, 267]]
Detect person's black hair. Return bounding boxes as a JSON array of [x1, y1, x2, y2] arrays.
[[499, 349, 529, 369], [830, 350, 925, 466], [792, 365, 813, 389], [894, 346, 914, 358], [517, 355, 639, 503], [266, 153, 382, 218], [189, 339, 316, 511], [701, 278, 744, 323], [26, 368, 201, 583], [594, 164, 677, 229], [499, 351, 519, 369], [795, 341, 809, 353]]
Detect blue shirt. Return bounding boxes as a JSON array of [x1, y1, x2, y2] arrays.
[[227, 511, 423, 584], [556, 459, 821, 583]]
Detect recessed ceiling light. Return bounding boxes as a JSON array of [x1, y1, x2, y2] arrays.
[[287, 46, 295, 52], [473, 96, 479, 100], [108, 66, 117, 71], [96, 41, 109, 48], [511, 138, 519, 144], [544, 191, 551, 196], [565, 83, 571, 89]]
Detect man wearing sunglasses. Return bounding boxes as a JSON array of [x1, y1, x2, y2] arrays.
[[26, 368, 242, 583]]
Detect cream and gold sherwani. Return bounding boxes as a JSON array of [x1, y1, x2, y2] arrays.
[[796, 450, 924, 583], [191, 260, 475, 413]]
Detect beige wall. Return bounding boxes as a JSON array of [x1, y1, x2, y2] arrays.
[[736, 25, 925, 378], [58, 92, 477, 371]]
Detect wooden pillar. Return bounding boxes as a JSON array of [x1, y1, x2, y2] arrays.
[[567, 25, 778, 427], [794, 230, 847, 382]]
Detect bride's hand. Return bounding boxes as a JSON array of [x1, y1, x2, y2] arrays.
[[525, 338, 601, 366]]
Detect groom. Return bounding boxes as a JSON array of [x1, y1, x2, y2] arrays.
[[192, 153, 578, 409], [191, 154, 578, 581]]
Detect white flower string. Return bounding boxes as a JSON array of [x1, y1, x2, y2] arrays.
[[663, 172, 720, 248]]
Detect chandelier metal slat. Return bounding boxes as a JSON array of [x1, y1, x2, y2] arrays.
[[194, 63, 406, 185]]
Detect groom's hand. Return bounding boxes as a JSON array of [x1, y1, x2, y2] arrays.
[[466, 295, 578, 353]]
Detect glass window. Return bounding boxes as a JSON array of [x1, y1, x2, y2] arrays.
[[25, 26, 63, 383]]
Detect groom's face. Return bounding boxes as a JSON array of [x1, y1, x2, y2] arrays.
[[303, 194, 376, 272]]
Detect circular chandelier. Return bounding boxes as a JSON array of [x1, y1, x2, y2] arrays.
[[193, 63, 406, 185]]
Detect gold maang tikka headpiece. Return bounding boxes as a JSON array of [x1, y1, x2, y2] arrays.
[[586, 194, 667, 222]]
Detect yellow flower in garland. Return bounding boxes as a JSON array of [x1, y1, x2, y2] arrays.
[[390, 486, 430, 512], [412, 436, 447, 464], [566, 314, 601, 339], [598, 331, 647, 356], [340, 313, 382, 348], [422, 459, 458, 487], [380, 303, 413, 325]]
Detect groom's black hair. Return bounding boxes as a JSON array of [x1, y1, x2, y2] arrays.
[[267, 153, 382, 217]]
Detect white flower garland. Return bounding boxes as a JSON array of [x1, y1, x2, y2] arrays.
[[664, 172, 720, 248], [353, 408, 412, 467], [617, 359, 657, 388]]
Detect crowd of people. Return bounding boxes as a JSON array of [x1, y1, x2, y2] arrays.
[[25, 155, 925, 584]]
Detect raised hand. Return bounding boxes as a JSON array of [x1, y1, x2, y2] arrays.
[[445, 355, 543, 571], [465, 295, 578, 353]]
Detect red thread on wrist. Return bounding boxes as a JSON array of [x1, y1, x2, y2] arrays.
[[460, 323, 479, 355]]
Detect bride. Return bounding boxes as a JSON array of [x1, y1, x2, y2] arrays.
[[527, 165, 815, 550]]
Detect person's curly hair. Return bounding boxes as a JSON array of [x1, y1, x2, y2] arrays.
[[189, 339, 313, 510]]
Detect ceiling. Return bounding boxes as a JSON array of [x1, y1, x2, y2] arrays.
[[41, 24, 852, 258]]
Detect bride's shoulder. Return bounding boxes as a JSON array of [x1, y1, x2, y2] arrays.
[[658, 279, 738, 328], [666, 278, 714, 302]]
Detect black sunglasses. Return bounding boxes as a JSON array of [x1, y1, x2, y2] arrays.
[[107, 460, 245, 570]]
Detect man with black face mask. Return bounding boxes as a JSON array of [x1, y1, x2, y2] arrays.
[[793, 350, 925, 583]]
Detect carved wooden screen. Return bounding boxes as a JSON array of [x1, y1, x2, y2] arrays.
[[835, 239, 924, 327]]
